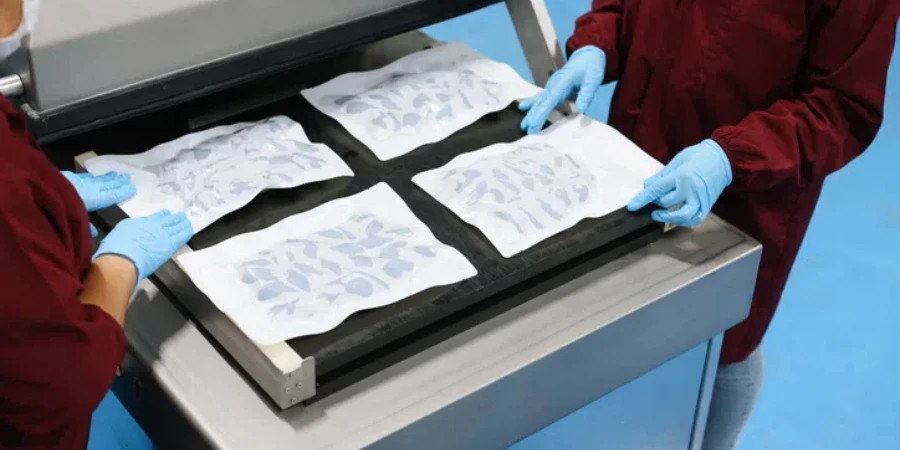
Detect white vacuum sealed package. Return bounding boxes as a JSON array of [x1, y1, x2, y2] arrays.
[[412, 115, 664, 258], [84, 116, 353, 232], [177, 183, 477, 345], [301, 42, 541, 161]]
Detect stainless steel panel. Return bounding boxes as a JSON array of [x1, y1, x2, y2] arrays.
[[510, 341, 711, 450], [0, 74, 23, 97], [25, 0, 424, 112], [367, 227, 758, 450], [114, 218, 759, 449]]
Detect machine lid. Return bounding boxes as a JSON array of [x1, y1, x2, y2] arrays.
[[16, 0, 500, 142]]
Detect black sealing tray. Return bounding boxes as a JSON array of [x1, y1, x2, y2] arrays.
[[184, 92, 661, 385], [308, 102, 657, 375], [46, 33, 662, 401]]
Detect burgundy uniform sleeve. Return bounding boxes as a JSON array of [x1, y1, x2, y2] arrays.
[[0, 179, 125, 442], [712, 3, 897, 192], [565, 0, 624, 83]]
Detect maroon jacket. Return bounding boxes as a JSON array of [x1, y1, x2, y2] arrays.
[[0, 97, 125, 449], [567, 1, 897, 364]]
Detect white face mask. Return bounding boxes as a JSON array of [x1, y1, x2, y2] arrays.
[[0, 0, 40, 61]]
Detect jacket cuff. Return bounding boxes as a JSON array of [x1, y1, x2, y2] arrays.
[[711, 128, 758, 191]]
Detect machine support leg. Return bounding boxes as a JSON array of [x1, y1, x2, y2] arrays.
[[687, 333, 724, 450], [504, 0, 575, 116], [504, 0, 566, 87]]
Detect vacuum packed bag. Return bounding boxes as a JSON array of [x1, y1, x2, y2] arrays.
[[412, 115, 664, 258], [84, 116, 353, 232], [301, 42, 541, 161], [177, 183, 477, 345]]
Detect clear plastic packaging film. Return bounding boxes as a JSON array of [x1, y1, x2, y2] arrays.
[[177, 183, 478, 345], [302, 42, 541, 161], [412, 115, 664, 257], [84, 116, 353, 232]]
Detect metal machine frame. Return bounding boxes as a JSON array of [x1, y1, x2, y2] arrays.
[[108, 219, 758, 450], [0, 0, 571, 139], [5, 0, 570, 145], [63, 0, 621, 409]]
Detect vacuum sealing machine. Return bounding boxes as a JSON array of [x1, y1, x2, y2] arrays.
[[1, 1, 761, 448]]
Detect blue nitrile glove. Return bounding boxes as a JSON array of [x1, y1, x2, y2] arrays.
[[519, 45, 606, 134], [94, 209, 194, 283], [627, 139, 733, 228], [62, 171, 136, 211], [62, 171, 137, 237]]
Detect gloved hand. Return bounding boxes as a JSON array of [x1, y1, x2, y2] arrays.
[[627, 139, 733, 227], [94, 210, 194, 283], [519, 45, 606, 134], [62, 171, 136, 211], [62, 171, 137, 237]]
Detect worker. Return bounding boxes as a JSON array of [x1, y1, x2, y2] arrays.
[[0, 0, 193, 447], [519, 2, 897, 449]]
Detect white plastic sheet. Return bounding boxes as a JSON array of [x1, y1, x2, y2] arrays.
[[412, 115, 664, 258], [301, 42, 541, 161], [177, 183, 477, 345], [84, 116, 353, 232]]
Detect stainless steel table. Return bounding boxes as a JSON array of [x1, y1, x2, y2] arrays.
[[111, 217, 759, 450]]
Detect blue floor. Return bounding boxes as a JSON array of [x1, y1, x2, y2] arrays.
[[88, 3, 900, 449]]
